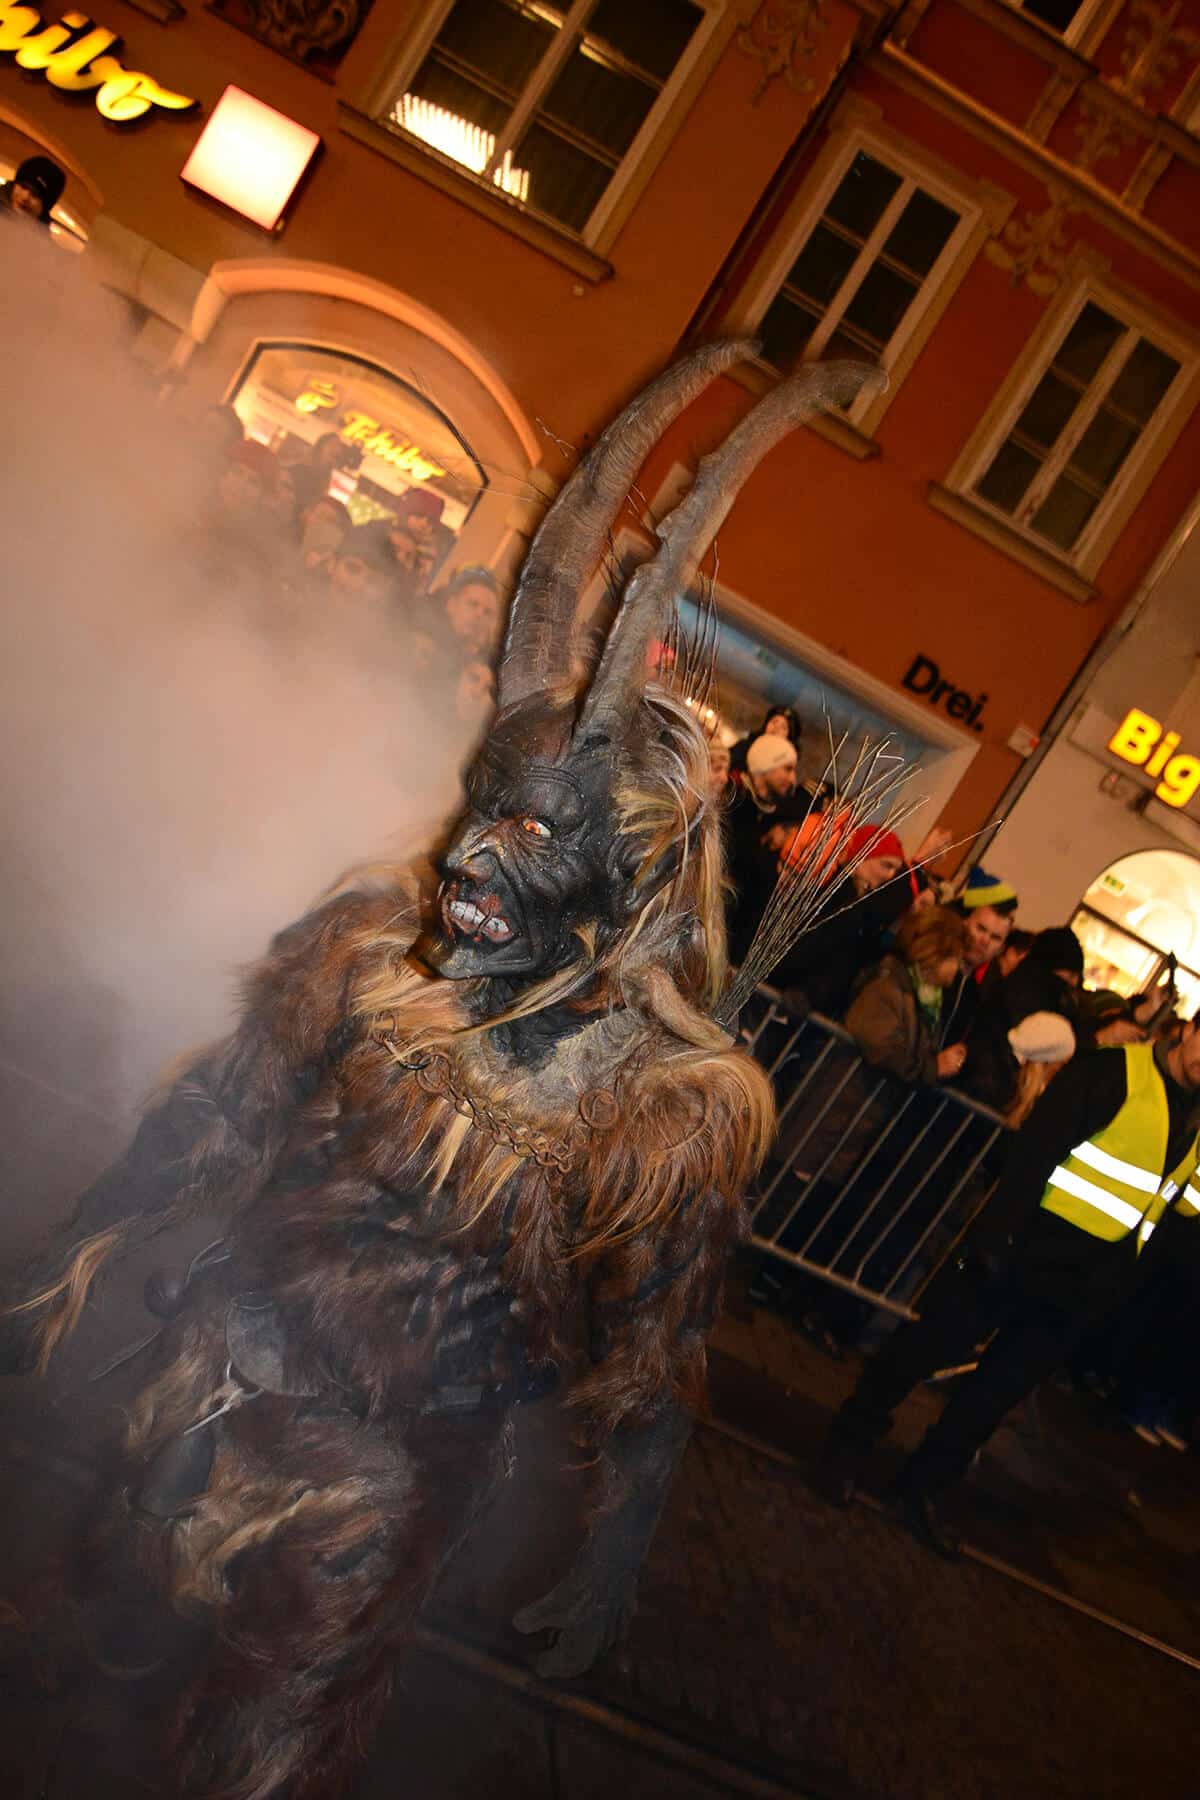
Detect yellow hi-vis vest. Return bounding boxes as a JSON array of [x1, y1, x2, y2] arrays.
[[1041, 1043, 1200, 1248]]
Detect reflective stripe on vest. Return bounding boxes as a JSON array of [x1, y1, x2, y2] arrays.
[[1041, 1044, 1200, 1246]]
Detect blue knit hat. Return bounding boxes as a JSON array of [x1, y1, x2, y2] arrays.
[[960, 864, 1018, 914]]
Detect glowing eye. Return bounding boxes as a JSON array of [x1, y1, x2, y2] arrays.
[[519, 817, 552, 839]]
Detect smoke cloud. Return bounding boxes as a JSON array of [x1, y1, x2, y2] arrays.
[[0, 231, 473, 1248]]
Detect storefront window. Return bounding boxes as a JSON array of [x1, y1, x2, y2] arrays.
[[230, 342, 488, 572], [672, 594, 931, 802], [1071, 848, 1200, 1002]]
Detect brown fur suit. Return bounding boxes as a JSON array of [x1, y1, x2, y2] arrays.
[[9, 805, 771, 1798], [4, 343, 879, 1798]]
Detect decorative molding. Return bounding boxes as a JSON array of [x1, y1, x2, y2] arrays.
[[1172, 59, 1200, 128], [736, 0, 832, 103], [1111, 0, 1200, 111], [1123, 140, 1173, 209], [829, 90, 885, 130], [874, 44, 1200, 290], [1025, 71, 1081, 143], [984, 187, 1080, 294], [927, 484, 1095, 603], [891, 0, 933, 48], [1073, 91, 1144, 173], [207, 0, 370, 73]]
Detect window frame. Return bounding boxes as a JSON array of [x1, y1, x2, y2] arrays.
[[945, 274, 1200, 578], [368, 0, 726, 251], [723, 112, 1010, 439], [999, 0, 1119, 54]]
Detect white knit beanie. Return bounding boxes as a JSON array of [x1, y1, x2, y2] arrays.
[[746, 734, 798, 777], [1008, 1011, 1076, 1065]]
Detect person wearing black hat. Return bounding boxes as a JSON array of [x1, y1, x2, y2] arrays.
[[1, 154, 66, 226], [956, 926, 1087, 1109]]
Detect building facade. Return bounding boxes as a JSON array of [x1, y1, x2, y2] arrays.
[[3, 0, 1199, 859]]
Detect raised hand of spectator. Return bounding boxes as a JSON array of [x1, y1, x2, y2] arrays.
[[1094, 1018, 1146, 1047]]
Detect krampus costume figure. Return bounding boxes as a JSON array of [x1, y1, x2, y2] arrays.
[[4, 344, 876, 1797]]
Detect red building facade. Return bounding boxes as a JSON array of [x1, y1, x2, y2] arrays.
[[2, 0, 1198, 851]]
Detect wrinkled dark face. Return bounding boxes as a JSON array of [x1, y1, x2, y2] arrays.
[[426, 707, 628, 981]]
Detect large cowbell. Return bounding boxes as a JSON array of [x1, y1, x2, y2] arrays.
[[426, 343, 884, 982]]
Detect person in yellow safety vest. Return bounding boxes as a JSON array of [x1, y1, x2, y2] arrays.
[[819, 1019, 1200, 1557]]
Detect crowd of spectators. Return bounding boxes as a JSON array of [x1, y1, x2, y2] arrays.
[[720, 715, 1197, 1451], [716, 712, 1181, 1126], [194, 404, 502, 728]]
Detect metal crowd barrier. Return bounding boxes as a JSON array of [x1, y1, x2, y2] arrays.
[[742, 987, 1009, 1322]]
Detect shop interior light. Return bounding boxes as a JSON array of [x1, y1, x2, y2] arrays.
[[181, 86, 320, 231], [394, 95, 529, 203]]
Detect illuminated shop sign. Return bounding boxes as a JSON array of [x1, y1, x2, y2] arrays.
[[1108, 708, 1200, 810], [291, 385, 446, 481], [181, 87, 319, 232], [339, 411, 447, 481], [0, 4, 195, 123], [295, 379, 337, 415]]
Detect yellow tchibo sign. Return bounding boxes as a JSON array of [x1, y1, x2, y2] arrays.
[[0, 4, 195, 124]]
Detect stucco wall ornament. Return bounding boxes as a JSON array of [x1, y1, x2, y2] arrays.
[[1072, 92, 1142, 172], [1112, 0, 1200, 109], [208, 0, 369, 72], [984, 189, 1079, 296], [737, 0, 831, 103]]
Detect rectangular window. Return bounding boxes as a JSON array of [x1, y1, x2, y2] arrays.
[[386, 0, 705, 235], [756, 149, 962, 377], [971, 300, 1183, 555], [1007, 0, 1087, 33]]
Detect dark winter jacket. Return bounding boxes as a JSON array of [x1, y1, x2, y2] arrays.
[[958, 957, 1085, 1110], [722, 781, 810, 966], [844, 953, 944, 1087], [772, 877, 913, 1018]]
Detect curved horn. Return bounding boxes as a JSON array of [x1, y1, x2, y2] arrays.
[[577, 361, 886, 737], [496, 339, 758, 711]]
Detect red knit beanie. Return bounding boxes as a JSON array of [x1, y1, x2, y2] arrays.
[[403, 487, 445, 523], [845, 824, 903, 862]]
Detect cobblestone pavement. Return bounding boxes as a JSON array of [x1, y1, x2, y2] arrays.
[[424, 1403, 1199, 1800], [418, 1296, 1200, 1800], [4, 1291, 1199, 1799]]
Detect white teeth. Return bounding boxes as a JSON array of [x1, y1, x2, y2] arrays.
[[449, 899, 486, 929], [446, 896, 514, 943]]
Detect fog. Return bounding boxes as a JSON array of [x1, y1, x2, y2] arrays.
[[0, 232, 472, 1246]]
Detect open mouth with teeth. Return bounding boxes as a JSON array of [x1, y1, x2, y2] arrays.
[[440, 880, 517, 946]]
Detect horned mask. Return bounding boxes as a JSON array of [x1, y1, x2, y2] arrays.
[[426, 343, 885, 1011]]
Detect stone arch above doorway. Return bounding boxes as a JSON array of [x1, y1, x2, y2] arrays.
[[177, 260, 546, 573]]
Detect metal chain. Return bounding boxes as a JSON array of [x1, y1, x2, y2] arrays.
[[375, 1031, 578, 1175]]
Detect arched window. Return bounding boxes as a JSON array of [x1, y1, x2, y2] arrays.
[[230, 341, 488, 581], [1072, 849, 1200, 1016]]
